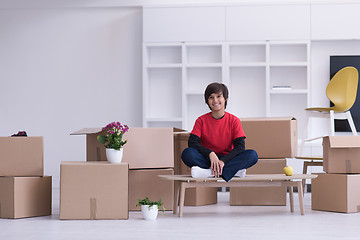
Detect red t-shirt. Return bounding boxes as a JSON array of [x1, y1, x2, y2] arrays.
[[190, 112, 245, 155]]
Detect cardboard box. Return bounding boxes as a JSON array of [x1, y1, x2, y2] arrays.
[[241, 117, 297, 158], [0, 176, 51, 219], [129, 168, 174, 211], [0, 137, 43, 176], [174, 132, 190, 175], [312, 173, 360, 213], [173, 132, 218, 206], [60, 162, 128, 220], [71, 127, 184, 169], [323, 136, 360, 173], [230, 159, 287, 206]]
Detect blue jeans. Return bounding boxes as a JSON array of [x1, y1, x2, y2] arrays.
[[181, 148, 258, 182]]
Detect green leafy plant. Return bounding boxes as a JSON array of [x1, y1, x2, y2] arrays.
[[97, 121, 129, 150], [136, 197, 166, 213]]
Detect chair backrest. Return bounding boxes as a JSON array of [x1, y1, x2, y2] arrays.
[[326, 66, 359, 112]]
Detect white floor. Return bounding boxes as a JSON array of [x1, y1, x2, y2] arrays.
[[1, 188, 359, 240]]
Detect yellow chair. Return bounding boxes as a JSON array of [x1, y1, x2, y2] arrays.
[[300, 66, 358, 155]]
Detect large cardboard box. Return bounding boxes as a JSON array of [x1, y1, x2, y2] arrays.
[[60, 162, 128, 220], [0, 137, 43, 176], [173, 132, 217, 206], [0, 176, 51, 219], [129, 168, 174, 211], [71, 127, 184, 169], [323, 136, 360, 173], [312, 173, 360, 213], [241, 117, 297, 158], [230, 159, 287, 206]]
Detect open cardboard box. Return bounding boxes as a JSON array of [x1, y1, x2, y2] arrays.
[[0, 137, 43, 176], [323, 136, 360, 173], [0, 176, 51, 219], [71, 127, 185, 169], [241, 117, 297, 158]]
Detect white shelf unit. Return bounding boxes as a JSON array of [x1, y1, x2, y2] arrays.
[[143, 41, 310, 131], [143, 43, 183, 128], [267, 41, 310, 129]]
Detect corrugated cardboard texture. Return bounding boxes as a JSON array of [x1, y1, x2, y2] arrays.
[[323, 136, 360, 173], [173, 133, 218, 206], [230, 159, 287, 206], [86, 131, 106, 161], [60, 162, 128, 220], [241, 117, 297, 158], [129, 168, 174, 211], [184, 186, 218, 206], [73, 127, 184, 169], [123, 128, 180, 169], [0, 137, 43, 176], [312, 173, 360, 213], [0, 176, 51, 219]]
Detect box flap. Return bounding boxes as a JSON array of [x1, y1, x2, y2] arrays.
[[173, 128, 186, 133], [240, 117, 296, 122], [327, 136, 360, 148], [70, 128, 103, 135]]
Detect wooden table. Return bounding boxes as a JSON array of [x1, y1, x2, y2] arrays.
[[159, 174, 318, 217], [295, 156, 323, 192]]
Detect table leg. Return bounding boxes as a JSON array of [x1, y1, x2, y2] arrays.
[[289, 186, 294, 212], [297, 181, 305, 215], [173, 181, 180, 214], [302, 161, 309, 194], [178, 182, 186, 217]]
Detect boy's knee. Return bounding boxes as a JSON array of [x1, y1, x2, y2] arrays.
[[181, 147, 196, 161], [247, 149, 258, 164]]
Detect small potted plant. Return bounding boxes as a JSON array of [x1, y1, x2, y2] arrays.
[[137, 197, 165, 220], [97, 121, 129, 163]]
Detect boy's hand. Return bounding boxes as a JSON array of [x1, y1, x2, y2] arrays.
[[209, 152, 225, 177]]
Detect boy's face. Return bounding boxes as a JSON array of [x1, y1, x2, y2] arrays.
[[207, 91, 227, 112]]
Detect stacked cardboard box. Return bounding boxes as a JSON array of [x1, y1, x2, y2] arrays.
[[312, 136, 360, 213], [174, 132, 217, 206], [70, 127, 182, 212], [0, 137, 52, 219], [230, 117, 297, 206], [60, 161, 128, 219]]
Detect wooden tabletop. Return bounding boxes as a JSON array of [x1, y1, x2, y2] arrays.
[[158, 174, 318, 182], [295, 156, 323, 160]]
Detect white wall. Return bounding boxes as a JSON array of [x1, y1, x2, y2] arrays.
[[0, 7, 142, 186], [1, 1, 360, 184]]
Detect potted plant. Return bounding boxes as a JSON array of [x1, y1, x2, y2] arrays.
[[97, 121, 129, 163], [137, 197, 165, 220]]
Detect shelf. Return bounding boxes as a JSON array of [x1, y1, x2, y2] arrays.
[[186, 45, 222, 64], [185, 63, 223, 68], [146, 45, 182, 64], [143, 41, 310, 130], [186, 67, 222, 92], [146, 64, 182, 68], [185, 91, 203, 95], [229, 44, 266, 63], [270, 89, 308, 94], [269, 62, 308, 67], [270, 44, 308, 62], [229, 63, 266, 67]]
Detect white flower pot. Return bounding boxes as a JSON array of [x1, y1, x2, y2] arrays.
[[106, 148, 123, 164], [141, 205, 158, 220]]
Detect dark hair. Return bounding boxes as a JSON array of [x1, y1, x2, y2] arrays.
[[204, 82, 229, 109]]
